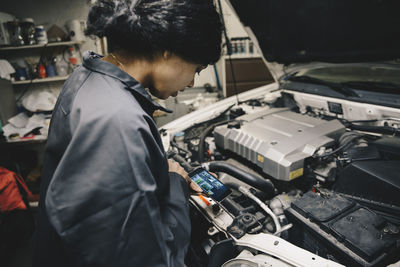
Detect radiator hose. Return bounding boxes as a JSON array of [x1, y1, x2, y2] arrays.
[[202, 161, 276, 195]]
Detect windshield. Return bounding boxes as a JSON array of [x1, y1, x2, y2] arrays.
[[291, 65, 400, 88], [282, 64, 400, 107]]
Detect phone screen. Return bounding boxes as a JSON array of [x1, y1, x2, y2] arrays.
[[189, 168, 231, 202]]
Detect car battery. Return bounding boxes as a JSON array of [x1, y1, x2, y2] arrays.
[[285, 190, 400, 267]]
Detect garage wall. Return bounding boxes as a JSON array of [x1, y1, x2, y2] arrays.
[[194, 0, 249, 88], [1, 0, 248, 89]]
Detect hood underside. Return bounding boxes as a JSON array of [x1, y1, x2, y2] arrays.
[[228, 0, 400, 65]]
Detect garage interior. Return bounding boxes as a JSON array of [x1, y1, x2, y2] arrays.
[[1, 1, 399, 267]]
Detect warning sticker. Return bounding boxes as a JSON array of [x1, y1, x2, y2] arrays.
[[289, 168, 304, 180], [257, 154, 264, 163]]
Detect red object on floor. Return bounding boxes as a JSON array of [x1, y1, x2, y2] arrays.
[[0, 166, 39, 212]]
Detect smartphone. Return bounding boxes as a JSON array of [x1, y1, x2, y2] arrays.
[[189, 168, 232, 202]]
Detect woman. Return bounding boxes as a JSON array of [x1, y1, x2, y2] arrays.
[[32, 0, 222, 266]]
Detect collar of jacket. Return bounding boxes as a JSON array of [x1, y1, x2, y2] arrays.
[[82, 51, 172, 114]]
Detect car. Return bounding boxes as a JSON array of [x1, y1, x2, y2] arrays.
[[160, 1, 400, 266]]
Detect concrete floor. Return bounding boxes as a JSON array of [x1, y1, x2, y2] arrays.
[[4, 241, 32, 267]]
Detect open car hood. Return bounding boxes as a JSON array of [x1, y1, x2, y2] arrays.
[[227, 0, 400, 80]]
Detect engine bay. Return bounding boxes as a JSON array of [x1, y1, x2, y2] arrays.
[[162, 88, 400, 267]]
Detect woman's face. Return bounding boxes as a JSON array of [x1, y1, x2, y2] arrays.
[[149, 54, 206, 99]]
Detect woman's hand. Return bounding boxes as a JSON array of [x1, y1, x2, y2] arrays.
[[168, 159, 202, 192]]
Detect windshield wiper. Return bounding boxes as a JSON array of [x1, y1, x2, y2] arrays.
[[285, 75, 359, 97]]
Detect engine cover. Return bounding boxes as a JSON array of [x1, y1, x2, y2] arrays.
[[214, 108, 345, 181]]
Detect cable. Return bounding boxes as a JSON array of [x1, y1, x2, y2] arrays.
[[184, 103, 235, 141], [226, 55, 239, 102], [238, 186, 281, 235], [340, 118, 400, 136], [341, 117, 400, 125], [348, 124, 400, 136], [213, 64, 222, 92], [198, 119, 233, 163], [225, 181, 266, 200], [314, 132, 365, 158], [346, 119, 379, 123], [171, 153, 195, 173], [170, 141, 192, 157], [217, 0, 239, 104]]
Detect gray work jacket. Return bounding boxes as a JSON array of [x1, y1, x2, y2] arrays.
[[32, 51, 190, 267]]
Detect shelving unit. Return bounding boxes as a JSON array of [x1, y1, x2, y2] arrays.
[[1, 40, 83, 86], [0, 41, 82, 51], [1, 136, 47, 145], [0, 40, 83, 143], [12, 75, 69, 85]]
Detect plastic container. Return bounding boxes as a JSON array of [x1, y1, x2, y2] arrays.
[[67, 47, 81, 73], [37, 64, 46, 78], [55, 55, 68, 76], [21, 18, 36, 45], [46, 64, 56, 77], [35, 25, 47, 44]]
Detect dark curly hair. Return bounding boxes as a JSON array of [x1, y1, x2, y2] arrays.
[[85, 0, 223, 65]]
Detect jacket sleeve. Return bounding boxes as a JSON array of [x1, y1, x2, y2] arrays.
[[163, 172, 191, 266], [45, 106, 188, 267]]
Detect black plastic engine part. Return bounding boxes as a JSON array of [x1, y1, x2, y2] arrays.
[[291, 190, 355, 222], [208, 239, 237, 267], [227, 121, 241, 129], [198, 120, 232, 163], [341, 146, 381, 163], [221, 197, 244, 216], [335, 193, 400, 225], [186, 205, 234, 267], [228, 107, 245, 118], [227, 213, 259, 239], [286, 191, 400, 267], [334, 160, 400, 207], [329, 207, 393, 262], [372, 136, 400, 159]]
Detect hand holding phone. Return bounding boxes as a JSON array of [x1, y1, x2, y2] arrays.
[[168, 159, 202, 192], [188, 168, 232, 202]]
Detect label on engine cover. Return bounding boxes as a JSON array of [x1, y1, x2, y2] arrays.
[[257, 154, 264, 163], [289, 168, 304, 180]]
